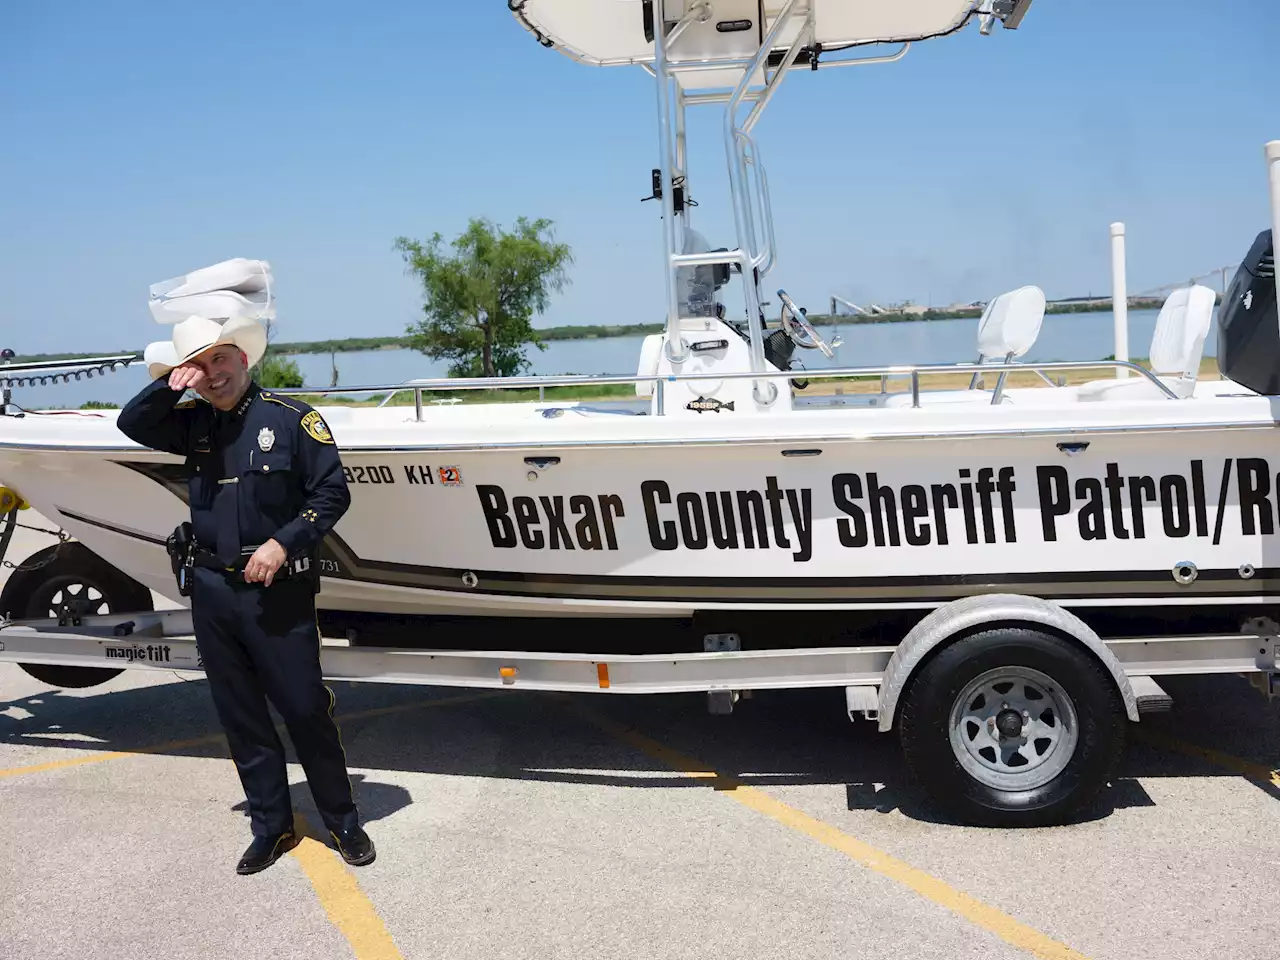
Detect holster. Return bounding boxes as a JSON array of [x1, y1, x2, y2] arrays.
[[165, 522, 196, 597], [165, 522, 320, 594]]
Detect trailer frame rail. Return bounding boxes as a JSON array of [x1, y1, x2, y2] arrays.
[[1, 609, 1274, 698]]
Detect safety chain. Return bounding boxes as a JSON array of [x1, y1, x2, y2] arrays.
[[15, 521, 68, 539], [0, 525, 70, 571]]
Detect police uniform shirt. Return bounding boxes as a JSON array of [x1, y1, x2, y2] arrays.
[[118, 378, 350, 566]]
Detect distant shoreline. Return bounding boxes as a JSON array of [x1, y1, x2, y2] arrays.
[[7, 298, 1178, 364]]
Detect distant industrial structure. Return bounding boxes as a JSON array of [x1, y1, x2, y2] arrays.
[[830, 263, 1237, 320], [1060, 263, 1239, 305]]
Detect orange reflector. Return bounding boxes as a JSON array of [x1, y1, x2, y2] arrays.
[[499, 666, 517, 685], [597, 663, 610, 689]]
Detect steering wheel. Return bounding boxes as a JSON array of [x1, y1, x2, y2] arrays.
[[777, 289, 839, 359]]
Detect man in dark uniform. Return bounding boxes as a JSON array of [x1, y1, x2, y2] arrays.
[[118, 314, 374, 875]]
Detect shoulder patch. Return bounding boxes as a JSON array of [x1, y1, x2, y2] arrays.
[[260, 391, 303, 414], [301, 410, 334, 444]]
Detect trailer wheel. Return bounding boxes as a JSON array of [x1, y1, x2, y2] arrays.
[[898, 626, 1125, 827], [2, 543, 154, 689]]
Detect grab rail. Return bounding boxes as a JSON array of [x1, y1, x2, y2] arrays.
[[735, 130, 776, 275], [272, 358, 1182, 422]]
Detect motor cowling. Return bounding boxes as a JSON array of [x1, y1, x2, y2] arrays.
[[1217, 229, 1278, 395]]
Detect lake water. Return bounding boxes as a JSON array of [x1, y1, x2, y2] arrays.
[[7, 307, 1213, 410]]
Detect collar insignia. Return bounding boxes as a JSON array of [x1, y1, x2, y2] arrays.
[[235, 389, 256, 417]]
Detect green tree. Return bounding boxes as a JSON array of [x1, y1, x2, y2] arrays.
[[254, 354, 304, 388], [395, 217, 573, 378], [251, 314, 305, 388]]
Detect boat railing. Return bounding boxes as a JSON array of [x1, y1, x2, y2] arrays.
[[272, 358, 1181, 422], [0, 354, 138, 387], [1, 354, 141, 415]]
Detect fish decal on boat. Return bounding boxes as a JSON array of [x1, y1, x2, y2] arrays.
[[686, 396, 735, 413]]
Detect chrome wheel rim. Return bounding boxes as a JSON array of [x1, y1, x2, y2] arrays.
[[948, 666, 1079, 791]]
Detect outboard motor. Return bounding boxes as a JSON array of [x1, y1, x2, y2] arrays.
[[1217, 229, 1278, 394]]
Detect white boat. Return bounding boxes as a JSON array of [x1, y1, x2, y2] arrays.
[[2, 0, 1279, 826], [2, 0, 1275, 630]]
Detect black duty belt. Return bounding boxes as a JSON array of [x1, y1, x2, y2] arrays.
[[167, 522, 318, 596], [192, 546, 313, 580]]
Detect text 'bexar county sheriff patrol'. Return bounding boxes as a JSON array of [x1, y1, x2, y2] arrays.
[[472, 458, 1272, 560]]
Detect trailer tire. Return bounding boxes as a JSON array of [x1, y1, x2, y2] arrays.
[[898, 626, 1125, 828], [2, 543, 154, 689]]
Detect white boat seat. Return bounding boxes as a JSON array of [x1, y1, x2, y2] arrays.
[[975, 284, 1046, 361], [1076, 284, 1215, 402], [879, 285, 1046, 407]]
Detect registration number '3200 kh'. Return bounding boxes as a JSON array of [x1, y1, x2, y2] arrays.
[[342, 464, 460, 486]]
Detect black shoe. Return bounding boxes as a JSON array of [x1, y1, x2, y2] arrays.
[[331, 825, 375, 866], [236, 831, 297, 875]]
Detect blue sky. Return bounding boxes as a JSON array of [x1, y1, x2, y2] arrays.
[[2, 1, 1278, 355]]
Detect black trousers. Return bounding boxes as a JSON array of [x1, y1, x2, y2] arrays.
[[192, 567, 359, 838]]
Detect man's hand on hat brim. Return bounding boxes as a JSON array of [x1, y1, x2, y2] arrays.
[[169, 363, 207, 392]]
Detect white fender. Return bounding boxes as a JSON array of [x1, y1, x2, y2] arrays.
[[876, 593, 1139, 732]]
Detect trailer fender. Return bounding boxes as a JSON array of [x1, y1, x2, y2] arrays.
[[876, 594, 1139, 732]]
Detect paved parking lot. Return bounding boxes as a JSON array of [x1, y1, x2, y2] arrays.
[[2, 518, 1279, 960], [3, 662, 1279, 960]]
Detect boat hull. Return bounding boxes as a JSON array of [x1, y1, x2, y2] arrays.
[[3, 393, 1278, 626]]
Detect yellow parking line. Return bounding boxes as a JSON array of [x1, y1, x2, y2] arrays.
[[289, 812, 403, 960], [572, 703, 1091, 960], [0, 690, 501, 779], [1132, 727, 1280, 789], [0, 731, 227, 779]]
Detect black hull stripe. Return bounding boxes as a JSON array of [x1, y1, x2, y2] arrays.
[[327, 551, 1280, 603], [59, 508, 168, 546]]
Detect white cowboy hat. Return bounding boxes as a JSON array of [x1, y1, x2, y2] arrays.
[[143, 314, 268, 380]]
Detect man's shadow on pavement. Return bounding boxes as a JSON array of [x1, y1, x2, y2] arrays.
[[232, 772, 412, 832]]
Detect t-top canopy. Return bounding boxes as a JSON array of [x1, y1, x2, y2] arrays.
[[511, 0, 1028, 71], [147, 258, 275, 325]]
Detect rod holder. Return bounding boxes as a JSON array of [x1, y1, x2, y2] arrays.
[[1110, 222, 1129, 379]]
